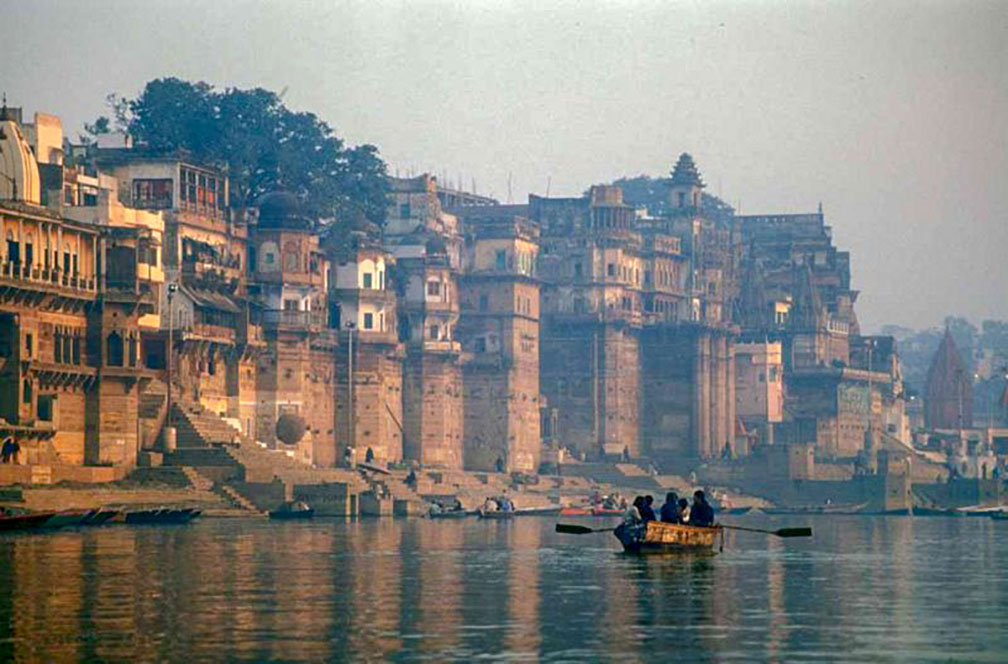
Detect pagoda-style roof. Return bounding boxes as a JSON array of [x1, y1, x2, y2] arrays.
[[670, 153, 705, 187]]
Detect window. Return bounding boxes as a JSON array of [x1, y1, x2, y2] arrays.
[[363, 272, 373, 289], [265, 252, 275, 265], [37, 395, 53, 422], [128, 337, 138, 367], [427, 281, 441, 297], [22, 380, 31, 404], [107, 332, 124, 367], [363, 313, 373, 330], [284, 299, 300, 311], [379, 312, 385, 331], [24, 333, 32, 358], [475, 338, 486, 353], [496, 250, 507, 270], [7, 232, 19, 265], [54, 330, 62, 363], [132, 179, 173, 209], [574, 262, 582, 278], [678, 192, 686, 208], [607, 263, 615, 277], [400, 202, 411, 218], [429, 325, 439, 340], [479, 295, 489, 311], [72, 335, 80, 364]]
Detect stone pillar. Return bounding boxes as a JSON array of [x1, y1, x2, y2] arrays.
[[694, 333, 712, 458], [711, 334, 727, 457], [726, 338, 737, 455]]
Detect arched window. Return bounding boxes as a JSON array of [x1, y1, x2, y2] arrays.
[[22, 379, 31, 404], [107, 331, 124, 367]]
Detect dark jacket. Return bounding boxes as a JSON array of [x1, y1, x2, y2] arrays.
[[659, 502, 679, 524], [640, 504, 657, 522], [691, 501, 715, 527]]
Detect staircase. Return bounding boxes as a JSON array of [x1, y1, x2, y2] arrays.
[[217, 484, 265, 514], [171, 402, 241, 447], [180, 466, 215, 491]]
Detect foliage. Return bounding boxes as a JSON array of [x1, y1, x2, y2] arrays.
[[591, 174, 735, 222], [92, 78, 389, 225], [275, 413, 306, 446]]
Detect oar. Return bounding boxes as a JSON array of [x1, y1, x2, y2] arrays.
[[555, 523, 613, 535], [720, 524, 812, 538]]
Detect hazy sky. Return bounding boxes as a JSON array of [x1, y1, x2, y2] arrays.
[[3, 1, 1006, 332]]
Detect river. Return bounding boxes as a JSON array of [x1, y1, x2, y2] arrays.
[[0, 514, 1005, 662]]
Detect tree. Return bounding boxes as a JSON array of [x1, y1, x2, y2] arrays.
[[95, 78, 389, 226]]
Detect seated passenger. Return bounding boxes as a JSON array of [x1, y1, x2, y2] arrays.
[[624, 496, 644, 526], [660, 492, 680, 523], [640, 495, 657, 523], [690, 490, 715, 527], [677, 498, 691, 524]]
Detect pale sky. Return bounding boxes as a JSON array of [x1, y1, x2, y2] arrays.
[[3, 0, 1006, 332]]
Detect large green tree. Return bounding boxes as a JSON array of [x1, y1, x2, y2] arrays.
[[90, 78, 388, 225]]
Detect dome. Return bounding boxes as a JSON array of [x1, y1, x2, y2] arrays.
[[256, 190, 313, 230]]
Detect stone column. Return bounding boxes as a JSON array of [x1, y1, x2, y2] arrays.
[[694, 332, 712, 458], [726, 337, 737, 455]]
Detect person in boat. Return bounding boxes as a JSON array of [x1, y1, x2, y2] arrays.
[[483, 496, 499, 512], [640, 495, 657, 523], [624, 496, 644, 526], [690, 490, 715, 527], [660, 492, 680, 523], [677, 498, 691, 523], [429, 501, 444, 516]]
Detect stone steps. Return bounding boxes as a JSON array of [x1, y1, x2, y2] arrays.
[[180, 466, 215, 492], [217, 484, 265, 515], [171, 403, 240, 447]]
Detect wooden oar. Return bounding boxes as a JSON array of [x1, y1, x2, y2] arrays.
[[555, 523, 613, 535], [720, 524, 812, 538]]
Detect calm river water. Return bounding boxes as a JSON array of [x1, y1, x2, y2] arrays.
[[0, 514, 1006, 662]]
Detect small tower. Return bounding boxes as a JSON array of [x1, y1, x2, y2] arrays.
[[669, 152, 705, 212]]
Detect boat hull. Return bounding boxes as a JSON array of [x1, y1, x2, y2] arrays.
[[0, 512, 55, 532], [478, 510, 514, 519], [615, 520, 722, 554], [269, 508, 315, 520], [429, 510, 475, 519]]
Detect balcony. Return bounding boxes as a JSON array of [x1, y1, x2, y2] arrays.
[[261, 309, 326, 332], [181, 322, 237, 345], [0, 261, 97, 299]]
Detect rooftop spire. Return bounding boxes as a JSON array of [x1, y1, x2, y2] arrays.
[[670, 152, 705, 187]]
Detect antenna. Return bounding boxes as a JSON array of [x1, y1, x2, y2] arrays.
[[507, 172, 513, 204], [546, 175, 552, 197]]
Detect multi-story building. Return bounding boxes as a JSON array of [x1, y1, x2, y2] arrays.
[[456, 209, 541, 472]]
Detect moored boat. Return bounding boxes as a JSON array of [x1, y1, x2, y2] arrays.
[[42, 509, 97, 529], [124, 507, 201, 525], [722, 506, 752, 515], [559, 506, 623, 517], [82, 509, 122, 526], [614, 520, 723, 554], [269, 502, 315, 520], [516, 506, 562, 516], [0, 512, 55, 532], [988, 511, 1008, 521], [478, 509, 515, 519], [429, 509, 475, 519]]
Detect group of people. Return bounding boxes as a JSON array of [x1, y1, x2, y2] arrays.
[[624, 490, 715, 528], [483, 495, 515, 512]]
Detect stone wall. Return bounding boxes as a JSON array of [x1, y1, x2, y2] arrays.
[[402, 351, 463, 468]]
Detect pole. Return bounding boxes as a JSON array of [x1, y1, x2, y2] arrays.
[[347, 322, 355, 451], [166, 288, 174, 428], [866, 341, 872, 451]]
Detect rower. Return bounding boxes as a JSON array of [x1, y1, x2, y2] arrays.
[[640, 495, 657, 523]]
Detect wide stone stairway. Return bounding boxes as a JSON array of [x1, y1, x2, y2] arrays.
[[171, 402, 241, 447]]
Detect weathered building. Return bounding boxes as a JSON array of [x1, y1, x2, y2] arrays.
[[456, 210, 541, 472], [925, 329, 973, 429]]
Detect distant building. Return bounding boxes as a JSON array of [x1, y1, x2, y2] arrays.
[[925, 329, 973, 429]]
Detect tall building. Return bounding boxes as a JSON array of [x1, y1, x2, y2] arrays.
[[925, 329, 973, 429]]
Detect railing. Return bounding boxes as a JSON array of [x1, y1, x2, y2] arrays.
[[0, 261, 96, 294], [261, 309, 326, 330]]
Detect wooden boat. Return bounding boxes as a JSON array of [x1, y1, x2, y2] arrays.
[[516, 506, 562, 516], [269, 502, 315, 520], [478, 509, 514, 519], [0, 512, 55, 532], [911, 507, 964, 517], [429, 509, 475, 519], [123, 508, 201, 525], [722, 506, 752, 515], [614, 520, 723, 554], [82, 509, 121, 526], [42, 509, 97, 529], [988, 511, 1008, 521], [761, 502, 867, 515]]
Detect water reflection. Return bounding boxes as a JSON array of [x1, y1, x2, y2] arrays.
[[0, 515, 1006, 662]]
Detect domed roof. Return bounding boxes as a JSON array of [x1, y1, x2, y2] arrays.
[[256, 190, 314, 230]]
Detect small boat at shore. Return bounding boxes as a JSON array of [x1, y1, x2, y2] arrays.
[[0, 512, 56, 532], [761, 503, 867, 515], [269, 502, 314, 520], [478, 509, 514, 519], [42, 509, 97, 529], [614, 520, 723, 554], [721, 506, 752, 515], [123, 508, 201, 525], [990, 512, 1008, 521], [429, 509, 475, 519]]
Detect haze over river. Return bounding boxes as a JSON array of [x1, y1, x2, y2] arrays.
[[0, 515, 1005, 662]]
